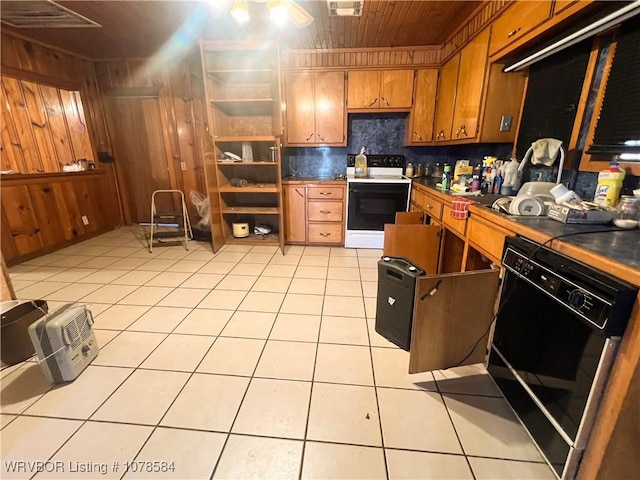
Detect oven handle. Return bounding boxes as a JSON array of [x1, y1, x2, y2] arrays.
[[348, 187, 409, 195]]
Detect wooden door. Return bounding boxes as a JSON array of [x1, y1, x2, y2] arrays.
[[107, 97, 173, 223], [409, 269, 500, 373], [433, 55, 460, 141], [285, 72, 315, 145], [314, 71, 346, 144], [380, 70, 414, 108], [283, 185, 307, 243], [451, 29, 490, 141], [347, 71, 380, 108], [383, 219, 440, 275], [408, 69, 438, 143]]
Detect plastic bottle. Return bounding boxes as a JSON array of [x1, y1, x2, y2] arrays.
[[492, 168, 503, 194], [354, 147, 368, 178], [594, 161, 625, 207], [481, 166, 492, 194], [471, 164, 482, 192], [441, 164, 452, 190]]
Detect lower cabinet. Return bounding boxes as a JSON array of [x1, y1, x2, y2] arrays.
[[283, 182, 346, 245]]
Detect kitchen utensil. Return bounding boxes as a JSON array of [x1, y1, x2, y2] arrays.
[[232, 222, 249, 238]]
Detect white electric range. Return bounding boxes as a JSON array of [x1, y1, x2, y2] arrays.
[[345, 154, 411, 249]]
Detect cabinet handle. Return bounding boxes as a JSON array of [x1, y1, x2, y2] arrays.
[[381, 96, 390, 106], [319, 192, 332, 196], [426, 204, 433, 210], [320, 210, 331, 214], [368, 97, 378, 107], [317, 134, 325, 142], [319, 232, 331, 237], [413, 131, 424, 141], [295, 189, 304, 198], [459, 125, 468, 137], [437, 130, 446, 140], [306, 133, 314, 141], [507, 27, 521, 38]]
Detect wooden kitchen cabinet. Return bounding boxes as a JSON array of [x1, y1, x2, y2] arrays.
[[451, 29, 490, 141], [434, 30, 489, 142], [284, 71, 346, 146], [406, 69, 438, 145], [283, 182, 346, 245], [432, 55, 459, 142], [348, 69, 414, 110], [409, 269, 501, 373], [489, 0, 553, 57], [283, 184, 307, 243]]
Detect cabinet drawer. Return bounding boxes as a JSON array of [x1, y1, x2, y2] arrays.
[[419, 194, 444, 221], [308, 223, 343, 243], [489, 1, 552, 56], [308, 201, 343, 222], [307, 186, 344, 200], [442, 206, 467, 237], [467, 216, 513, 264]]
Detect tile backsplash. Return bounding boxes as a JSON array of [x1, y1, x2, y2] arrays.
[[281, 113, 639, 201], [282, 113, 512, 177]]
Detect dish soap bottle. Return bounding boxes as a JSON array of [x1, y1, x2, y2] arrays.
[[594, 161, 625, 207], [355, 147, 368, 178], [441, 164, 452, 190]]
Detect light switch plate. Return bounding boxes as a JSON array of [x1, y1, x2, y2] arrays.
[[81, 215, 89, 225], [500, 115, 513, 132], [180, 162, 187, 171]]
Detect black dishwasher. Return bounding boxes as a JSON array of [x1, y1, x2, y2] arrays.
[[488, 236, 637, 479]]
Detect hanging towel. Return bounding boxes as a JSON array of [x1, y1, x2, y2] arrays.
[[531, 138, 563, 166], [450, 197, 479, 220]]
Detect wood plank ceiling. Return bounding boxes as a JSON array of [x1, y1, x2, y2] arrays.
[[0, 1, 481, 59]]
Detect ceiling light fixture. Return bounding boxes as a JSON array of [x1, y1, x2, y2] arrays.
[[268, 0, 289, 27], [327, 0, 364, 17], [230, 0, 250, 24]]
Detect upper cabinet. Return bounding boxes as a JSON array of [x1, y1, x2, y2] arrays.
[[450, 29, 490, 141], [489, 1, 553, 58], [347, 70, 414, 110], [284, 71, 346, 146], [430, 28, 526, 145], [406, 69, 438, 145], [434, 30, 489, 142]]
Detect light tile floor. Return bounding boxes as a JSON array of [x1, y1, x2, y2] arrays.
[[1, 227, 555, 479]]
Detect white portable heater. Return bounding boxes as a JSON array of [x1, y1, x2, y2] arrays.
[[28, 303, 99, 383]]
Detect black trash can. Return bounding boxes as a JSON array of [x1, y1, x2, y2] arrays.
[[375, 257, 425, 351], [1, 300, 48, 365]]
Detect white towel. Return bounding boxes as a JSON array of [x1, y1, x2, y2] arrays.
[[531, 138, 563, 166]]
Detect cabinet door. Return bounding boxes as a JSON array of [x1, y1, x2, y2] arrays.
[[314, 71, 346, 144], [451, 29, 489, 141], [489, 1, 552, 57], [380, 70, 414, 108], [283, 185, 307, 242], [408, 69, 438, 143], [348, 71, 381, 108], [433, 54, 459, 141], [409, 269, 500, 373], [284, 72, 315, 144], [383, 223, 441, 275]]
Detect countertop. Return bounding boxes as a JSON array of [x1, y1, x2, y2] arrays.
[[412, 179, 640, 285], [282, 176, 347, 184]]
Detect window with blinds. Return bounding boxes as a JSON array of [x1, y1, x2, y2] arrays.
[[587, 14, 640, 159], [515, 40, 592, 160]]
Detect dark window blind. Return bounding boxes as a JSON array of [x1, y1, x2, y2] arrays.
[[515, 40, 591, 159], [588, 15, 640, 156]]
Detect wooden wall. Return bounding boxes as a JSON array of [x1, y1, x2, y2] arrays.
[[1, 32, 120, 264], [1, 76, 95, 173], [94, 52, 208, 223]]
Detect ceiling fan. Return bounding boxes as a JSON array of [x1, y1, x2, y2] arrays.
[[206, 0, 314, 28]]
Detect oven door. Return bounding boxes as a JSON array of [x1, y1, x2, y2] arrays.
[[347, 182, 410, 231]]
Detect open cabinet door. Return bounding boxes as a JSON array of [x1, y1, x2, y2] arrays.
[[383, 219, 440, 274], [409, 269, 500, 373]]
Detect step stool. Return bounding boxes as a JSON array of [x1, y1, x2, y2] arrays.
[[149, 190, 193, 253]]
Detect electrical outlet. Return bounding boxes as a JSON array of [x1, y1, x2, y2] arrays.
[[500, 115, 513, 132], [81, 215, 89, 225], [181, 162, 187, 171]]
